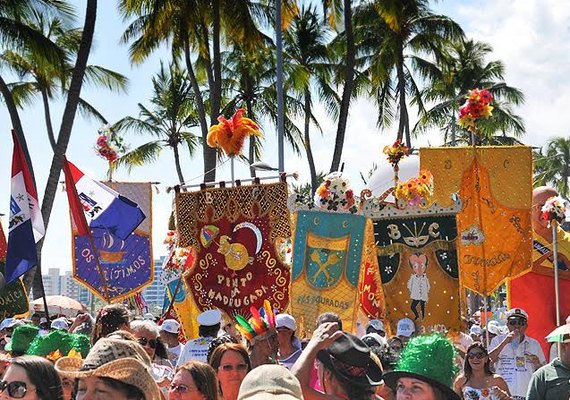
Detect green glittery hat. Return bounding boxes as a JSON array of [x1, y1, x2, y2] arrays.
[[383, 333, 460, 400], [27, 329, 90, 360]]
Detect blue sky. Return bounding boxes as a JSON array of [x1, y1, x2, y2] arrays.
[[1, 0, 569, 272]]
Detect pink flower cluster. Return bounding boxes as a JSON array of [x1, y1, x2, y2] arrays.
[[459, 89, 494, 130], [96, 134, 119, 162]]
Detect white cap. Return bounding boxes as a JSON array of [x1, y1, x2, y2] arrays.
[[366, 319, 385, 333], [143, 313, 155, 320], [486, 320, 500, 335], [50, 317, 69, 330], [506, 308, 528, 320], [0, 318, 23, 331], [469, 325, 482, 336], [396, 318, 415, 337], [276, 313, 297, 331], [160, 319, 181, 334], [197, 309, 222, 326]]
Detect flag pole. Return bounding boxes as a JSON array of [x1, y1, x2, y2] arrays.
[[552, 221, 561, 356]]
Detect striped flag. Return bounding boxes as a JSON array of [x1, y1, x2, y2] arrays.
[[5, 131, 45, 283], [63, 159, 145, 240]]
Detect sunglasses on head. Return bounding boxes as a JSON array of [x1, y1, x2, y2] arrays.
[[137, 337, 158, 348], [467, 352, 487, 360], [0, 381, 31, 398], [508, 319, 527, 326]]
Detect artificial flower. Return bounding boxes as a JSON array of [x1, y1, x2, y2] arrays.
[[383, 139, 410, 167], [207, 109, 262, 156], [541, 196, 568, 227]]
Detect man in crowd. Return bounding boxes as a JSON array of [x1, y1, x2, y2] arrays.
[[177, 308, 221, 365], [159, 318, 185, 365], [489, 308, 546, 400], [527, 329, 570, 400], [365, 319, 386, 338], [396, 317, 415, 345]]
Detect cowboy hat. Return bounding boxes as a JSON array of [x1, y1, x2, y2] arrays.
[[316, 332, 383, 387], [55, 337, 160, 400]]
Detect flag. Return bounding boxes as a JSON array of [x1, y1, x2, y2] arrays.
[[5, 131, 45, 284], [63, 158, 145, 240]]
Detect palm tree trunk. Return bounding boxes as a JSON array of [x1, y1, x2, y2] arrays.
[[172, 144, 185, 184], [0, 74, 36, 185], [41, 89, 57, 151], [28, 0, 97, 298], [246, 97, 257, 178], [206, 0, 222, 183], [304, 89, 317, 194], [396, 52, 410, 147], [183, 36, 215, 182], [329, 0, 355, 173]]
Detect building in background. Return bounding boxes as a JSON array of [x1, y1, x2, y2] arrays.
[[142, 256, 165, 311]]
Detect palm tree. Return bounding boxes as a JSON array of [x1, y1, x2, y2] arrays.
[[113, 62, 200, 185], [534, 137, 570, 198], [2, 10, 128, 150], [359, 0, 464, 148], [284, 5, 335, 192], [414, 39, 525, 145], [119, 0, 275, 182]]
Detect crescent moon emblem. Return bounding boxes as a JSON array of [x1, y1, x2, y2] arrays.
[[313, 217, 320, 226], [342, 221, 349, 228], [233, 222, 263, 254], [503, 159, 510, 168]]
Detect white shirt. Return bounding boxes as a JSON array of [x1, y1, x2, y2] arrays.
[[166, 342, 185, 365], [489, 334, 546, 398], [176, 336, 214, 367]]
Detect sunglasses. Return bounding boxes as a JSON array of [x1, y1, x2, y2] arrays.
[[0, 381, 32, 398], [169, 384, 199, 393], [137, 337, 158, 349], [219, 363, 248, 372], [467, 352, 487, 360], [508, 319, 527, 326]]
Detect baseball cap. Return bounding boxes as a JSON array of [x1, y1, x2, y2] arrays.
[[197, 309, 222, 326], [276, 314, 297, 331], [238, 364, 303, 399], [366, 319, 385, 333], [143, 313, 155, 321], [0, 318, 23, 331], [469, 325, 482, 336], [51, 317, 70, 331], [486, 321, 500, 335], [396, 318, 415, 337], [506, 308, 528, 320], [160, 319, 180, 334]]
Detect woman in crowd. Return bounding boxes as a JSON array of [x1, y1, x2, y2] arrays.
[[55, 337, 160, 400], [1, 355, 64, 400], [292, 322, 383, 400], [130, 320, 173, 367], [208, 343, 251, 400], [454, 342, 512, 400], [170, 361, 219, 400], [91, 304, 131, 344], [275, 313, 302, 369], [384, 333, 460, 400]]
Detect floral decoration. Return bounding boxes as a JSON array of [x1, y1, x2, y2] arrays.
[[95, 125, 128, 162], [541, 196, 569, 227], [383, 139, 410, 168], [207, 108, 262, 156], [313, 172, 358, 214], [394, 169, 434, 208], [458, 88, 494, 131]]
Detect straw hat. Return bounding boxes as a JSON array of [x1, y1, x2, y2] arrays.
[[55, 338, 160, 400]]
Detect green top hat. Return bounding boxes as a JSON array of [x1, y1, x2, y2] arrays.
[[5, 324, 39, 354], [27, 329, 91, 359], [383, 333, 460, 400]]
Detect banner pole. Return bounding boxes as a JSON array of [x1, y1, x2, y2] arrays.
[[552, 221, 561, 356]]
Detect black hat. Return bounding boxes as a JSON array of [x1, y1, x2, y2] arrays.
[[316, 332, 383, 387]]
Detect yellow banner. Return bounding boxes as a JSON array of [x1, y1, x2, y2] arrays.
[[421, 146, 533, 295]]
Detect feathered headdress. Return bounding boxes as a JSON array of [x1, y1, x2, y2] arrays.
[[207, 109, 262, 156], [234, 300, 276, 341]]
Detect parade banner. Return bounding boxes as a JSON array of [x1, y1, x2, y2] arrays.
[[290, 210, 381, 335], [421, 146, 533, 295], [176, 181, 291, 318], [363, 199, 462, 333], [0, 220, 28, 318], [72, 182, 153, 302]]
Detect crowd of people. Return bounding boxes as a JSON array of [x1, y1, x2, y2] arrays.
[[0, 303, 568, 400]]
